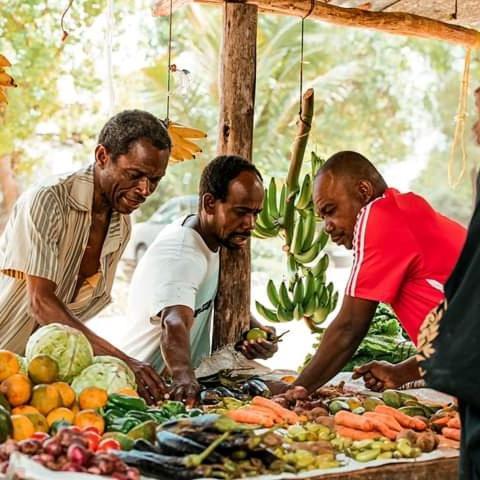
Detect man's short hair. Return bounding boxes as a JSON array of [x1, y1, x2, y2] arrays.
[[317, 151, 387, 191], [98, 109, 171, 161], [199, 155, 263, 202]]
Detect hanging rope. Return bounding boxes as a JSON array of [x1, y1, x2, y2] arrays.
[[165, 0, 174, 122], [106, 0, 115, 114], [298, 0, 315, 117], [60, 0, 74, 41], [448, 48, 472, 188]]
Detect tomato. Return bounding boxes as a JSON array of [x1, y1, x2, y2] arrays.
[[96, 438, 121, 452], [31, 432, 50, 441], [83, 430, 102, 452], [82, 426, 101, 435], [67, 426, 82, 433]]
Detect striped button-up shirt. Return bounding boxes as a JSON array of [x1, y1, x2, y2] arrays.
[[0, 164, 131, 354]]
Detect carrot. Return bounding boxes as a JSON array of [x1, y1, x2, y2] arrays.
[[335, 426, 382, 441], [447, 416, 461, 429], [361, 415, 397, 440], [334, 411, 374, 432], [442, 427, 461, 442], [246, 405, 283, 423], [437, 435, 460, 450], [412, 417, 427, 431], [375, 405, 418, 429], [432, 416, 451, 427], [252, 396, 299, 424], [227, 409, 274, 427], [363, 412, 402, 432]]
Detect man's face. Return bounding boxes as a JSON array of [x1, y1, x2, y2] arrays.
[[96, 138, 169, 214], [207, 170, 264, 250], [313, 171, 370, 250]]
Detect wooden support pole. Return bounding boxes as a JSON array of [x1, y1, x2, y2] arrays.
[[212, 2, 258, 351], [152, 0, 480, 49]]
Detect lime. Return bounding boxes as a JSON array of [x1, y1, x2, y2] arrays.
[[246, 328, 268, 341]]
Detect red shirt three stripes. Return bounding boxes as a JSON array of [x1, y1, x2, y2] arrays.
[[346, 188, 466, 345]]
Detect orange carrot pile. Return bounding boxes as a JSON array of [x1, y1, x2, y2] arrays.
[[334, 410, 398, 440], [441, 413, 461, 442], [252, 396, 299, 424], [227, 396, 300, 427], [375, 405, 426, 431]]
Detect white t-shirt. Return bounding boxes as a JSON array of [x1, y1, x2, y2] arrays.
[[120, 217, 220, 371]]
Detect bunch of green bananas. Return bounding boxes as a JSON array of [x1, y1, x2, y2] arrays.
[[255, 254, 339, 324], [253, 177, 285, 239], [254, 151, 339, 328]]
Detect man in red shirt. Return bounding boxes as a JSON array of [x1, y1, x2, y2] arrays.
[[290, 150, 466, 393]]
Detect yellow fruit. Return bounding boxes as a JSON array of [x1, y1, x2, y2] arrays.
[[30, 384, 62, 416], [0, 350, 20, 381], [11, 415, 35, 441], [28, 355, 59, 384], [52, 382, 76, 408], [1, 374, 32, 406], [24, 413, 49, 433], [78, 387, 108, 410], [12, 406, 40, 416], [74, 409, 105, 434], [46, 407, 74, 427], [116, 387, 139, 397]]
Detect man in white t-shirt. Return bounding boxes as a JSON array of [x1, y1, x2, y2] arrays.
[[121, 155, 278, 404]]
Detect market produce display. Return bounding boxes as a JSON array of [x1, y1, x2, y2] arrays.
[[0, 323, 460, 479], [0, 53, 16, 106]]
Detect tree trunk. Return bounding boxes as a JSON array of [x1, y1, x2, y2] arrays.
[[0, 153, 20, 233], [213, 2, 258, 351]]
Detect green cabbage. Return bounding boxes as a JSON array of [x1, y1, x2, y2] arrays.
[[25, 324, 93, 382], [92, 356, 136, 385], [71, 363, 136, 395]]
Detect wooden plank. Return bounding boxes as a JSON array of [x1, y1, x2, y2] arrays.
[[212, 2, 258, 351], [152, 0, 480, 48], [308, 456, 458, 480]]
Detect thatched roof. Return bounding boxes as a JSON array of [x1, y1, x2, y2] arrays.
[[329, 1, 479, 25]]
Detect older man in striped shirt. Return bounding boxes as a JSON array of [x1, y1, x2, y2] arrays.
[[286, 151, 466, 394], [0, 109, 170, 403]]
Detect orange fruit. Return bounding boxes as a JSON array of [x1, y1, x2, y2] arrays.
[[116, 387, 139, 397], [24, 413, 49, 433], [71, 401, 80, 418], [78, 387, 108, 410], [30, 384, 62, 416], [11, 415, 35, 441], [46, 407, 75, 427], [12, 406, 40, 416], [52, 382, 76, 408], [74, 409, 105, 434], [28, 355, 59, 384], [0, 351, 20, 381], [1, 374, 32, 406]]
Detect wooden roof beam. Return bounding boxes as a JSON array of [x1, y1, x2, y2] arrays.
[[152, 0, 480, 49]]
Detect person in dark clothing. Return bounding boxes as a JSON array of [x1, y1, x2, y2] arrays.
[[419, 172, 480, 480]]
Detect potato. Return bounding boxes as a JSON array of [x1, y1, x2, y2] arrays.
[[416, 432, 439, 453]]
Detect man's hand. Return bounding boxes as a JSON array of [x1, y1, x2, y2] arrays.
[[169, 373, 201, 407], [238, 325, 278, 360], [127, 358, 167, 405], [352, 360, 407, 392]]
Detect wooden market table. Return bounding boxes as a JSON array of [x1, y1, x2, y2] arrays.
[[306, 456, 459, 480]]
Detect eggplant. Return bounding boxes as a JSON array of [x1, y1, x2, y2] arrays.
[[161, 413, 221, 431], [115, 450, 198, 480], [156, 431, 223, 463], [213, 386, 239, 398], [183, 430, 251, 453], [241, 378, 272, 398], [133, 439, 164, 454]]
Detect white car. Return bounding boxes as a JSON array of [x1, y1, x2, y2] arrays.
[[123, 195, 198, 263]]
